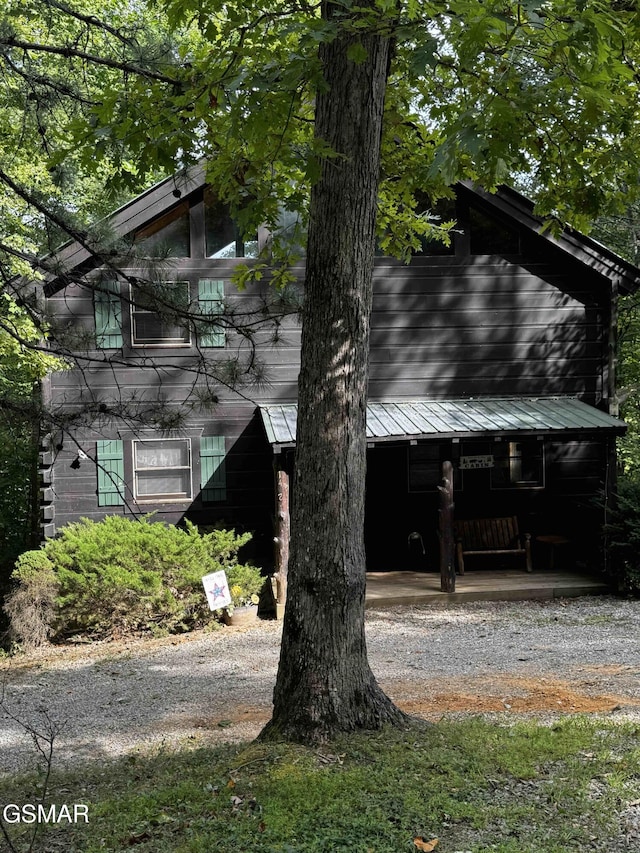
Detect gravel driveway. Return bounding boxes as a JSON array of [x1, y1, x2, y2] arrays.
[[1, 595, 639, 776]]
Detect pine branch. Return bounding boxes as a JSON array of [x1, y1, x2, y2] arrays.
[[0, 34, 180, 86]]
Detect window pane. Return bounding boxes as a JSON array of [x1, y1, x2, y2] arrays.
[[490, 441, 543, 489], [135, 204, 190, 257], [135, 440, 189, 469], [133, 314, 190, 344], [133, 439, 192, 500], [137, 470, 191, 497], [205, 192, 258, 258]]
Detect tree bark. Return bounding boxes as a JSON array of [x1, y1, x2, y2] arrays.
[[260, 1, 407, 743]]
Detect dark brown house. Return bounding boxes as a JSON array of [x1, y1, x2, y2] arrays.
[[39, 167, 639, 578]]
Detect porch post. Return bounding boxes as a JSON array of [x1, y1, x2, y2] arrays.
[[273, 455, 290, 619], [439, 460, 456, 593]]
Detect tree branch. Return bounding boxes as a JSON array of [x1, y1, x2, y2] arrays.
[[0, 35, 180, 86]]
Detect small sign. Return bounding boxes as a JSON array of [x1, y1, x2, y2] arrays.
[[459, 454, 494, 470], [202, 570, 232, 610]]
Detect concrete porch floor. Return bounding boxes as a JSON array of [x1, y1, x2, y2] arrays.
[[364, 569, 610, 608]]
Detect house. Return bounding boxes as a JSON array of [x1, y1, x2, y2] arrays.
[[38, 166, 640, 582]]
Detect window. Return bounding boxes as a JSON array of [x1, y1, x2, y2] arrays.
[[134, 203, 190, 257], [204, 191, 258, 258], [490, 441, 544, 489], [133, 439, 192, 501], [469, 207, 520, 255], [130, 281, 191, 347]]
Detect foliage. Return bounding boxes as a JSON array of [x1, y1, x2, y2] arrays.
[[590, 208, 640, 476], [2, 718, 639, 851], [0, 295, 67, 583], [3, 551, 59, 650], [226, 563, 263, 609], [3, 1, 640, 288], [605, 476, 640, 596], [4, 518, 261, 642]]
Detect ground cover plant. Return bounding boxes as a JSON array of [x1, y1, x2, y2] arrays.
[[3, 517, 263, 645], [1, 717, 639, 853]]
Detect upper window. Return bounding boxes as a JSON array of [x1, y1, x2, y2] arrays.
[[204, 191, 258, 258], [134, 203, 190, 257], [130, 281, 191, 347], [469, 207, 520, 255], [133, 438, 192, 502]]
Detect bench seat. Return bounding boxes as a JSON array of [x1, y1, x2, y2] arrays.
[[454, 517, 532, 574]]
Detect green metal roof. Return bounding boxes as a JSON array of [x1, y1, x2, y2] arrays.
[[259, 398, 627, 448]]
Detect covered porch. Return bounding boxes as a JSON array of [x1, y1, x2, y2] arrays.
[[365, 568, 610, 608], [259, 397, 625, 610]]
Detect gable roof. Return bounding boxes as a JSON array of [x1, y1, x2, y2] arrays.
[[42, 164, 207, 288], [457, 181, 640, 295], [42, 164, 640, 295]]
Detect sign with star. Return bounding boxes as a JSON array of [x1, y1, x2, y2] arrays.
[[202, 570, 232, 610]]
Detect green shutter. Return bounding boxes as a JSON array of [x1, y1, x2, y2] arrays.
[[96, 440, 125, 506], [198, 279, 225, 347], [200, 436, 226, 502], [95, 281, 123, 348]]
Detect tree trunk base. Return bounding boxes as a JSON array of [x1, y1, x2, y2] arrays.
[[258, 676, 411, 744]]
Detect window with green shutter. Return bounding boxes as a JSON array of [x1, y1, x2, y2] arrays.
[[200, 436, 226, 502], [198, 280, 225, 347], [96, 440, 125, 506], [94, 281, 123, 349]]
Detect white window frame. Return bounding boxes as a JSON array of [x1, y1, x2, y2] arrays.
[[132, 438, 193, 502], [130, 281, 192, 348]]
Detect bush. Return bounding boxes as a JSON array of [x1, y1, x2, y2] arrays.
[[4, 550, 59, 649], [605, 477, 640, 596], [4, 517, 263, 642]]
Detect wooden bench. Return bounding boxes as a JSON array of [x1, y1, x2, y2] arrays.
[[454, 517, 532, 574]]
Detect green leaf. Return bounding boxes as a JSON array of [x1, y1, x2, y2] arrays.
[[347, 42, 368, 65]]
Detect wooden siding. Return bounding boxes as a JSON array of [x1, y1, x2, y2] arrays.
[[42, 190, 620, 567], [368, 258, 605, 403], [46, 255, 608, 410]]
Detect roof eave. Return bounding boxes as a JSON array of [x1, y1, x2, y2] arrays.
[[458, 181, 640, 295]]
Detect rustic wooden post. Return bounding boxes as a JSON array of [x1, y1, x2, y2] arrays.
[[438, 460, 455, 593], [273, 457, 290, 619]]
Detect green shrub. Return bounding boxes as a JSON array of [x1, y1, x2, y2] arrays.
[[605, 476, 640, 595], [5, 517, 263, 642]]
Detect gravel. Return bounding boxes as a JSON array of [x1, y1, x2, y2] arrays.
[[1, 594, 640, 777]]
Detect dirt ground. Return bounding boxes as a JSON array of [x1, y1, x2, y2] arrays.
[[2, 598, 640, 773]]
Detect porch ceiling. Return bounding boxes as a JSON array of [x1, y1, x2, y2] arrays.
[[259, 397, 627, 448]]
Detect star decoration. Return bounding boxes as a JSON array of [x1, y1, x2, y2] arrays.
[[209, 582, 228, 602]]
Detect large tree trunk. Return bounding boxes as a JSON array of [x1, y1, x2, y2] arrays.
[[260, 1, 407, 743]]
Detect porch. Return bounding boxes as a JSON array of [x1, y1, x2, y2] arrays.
[[364, 568, 610, 608]]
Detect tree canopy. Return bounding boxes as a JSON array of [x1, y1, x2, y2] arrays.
[[3, 1, 640, 282]]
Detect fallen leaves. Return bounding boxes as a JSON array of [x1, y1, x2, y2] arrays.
[[414, 837, 439, 851]]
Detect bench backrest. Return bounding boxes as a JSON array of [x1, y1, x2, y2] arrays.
[[454, 517, 520, 550]]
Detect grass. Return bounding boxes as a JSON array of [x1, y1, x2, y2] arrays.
[[1, 717, 639, 852]]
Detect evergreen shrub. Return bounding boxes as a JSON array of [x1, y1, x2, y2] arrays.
[[4, 549, 59, 648], [606, 476, 640, 596], [4, 517, 262, 642]]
